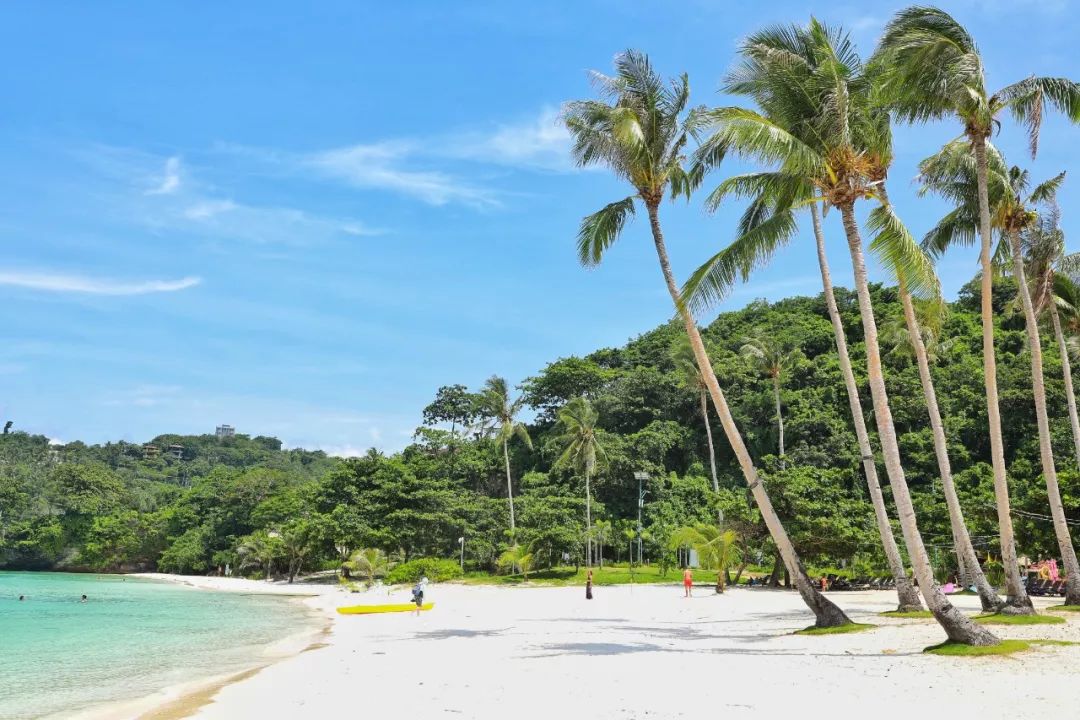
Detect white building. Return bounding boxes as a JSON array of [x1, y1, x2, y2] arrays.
[[216, 424, 236, 438]]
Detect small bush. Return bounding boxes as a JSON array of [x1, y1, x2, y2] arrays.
[[386, 557, 462, 585]]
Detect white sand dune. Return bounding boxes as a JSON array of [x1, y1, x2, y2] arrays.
[[138, 578, 1080, 720]]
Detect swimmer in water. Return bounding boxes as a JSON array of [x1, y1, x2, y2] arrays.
[[80, 595, 87, 603]]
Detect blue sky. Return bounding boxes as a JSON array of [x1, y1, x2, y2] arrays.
[[2, 0, 1078, 454]]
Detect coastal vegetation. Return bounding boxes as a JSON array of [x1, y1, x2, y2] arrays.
[[4, 6, 1080, 649]]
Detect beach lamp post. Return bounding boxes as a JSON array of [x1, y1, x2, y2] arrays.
[[458, 536, 465, 572], [633, 471, 650, 565]]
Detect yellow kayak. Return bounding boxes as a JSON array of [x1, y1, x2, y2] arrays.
[[337, 603, 434, 615]]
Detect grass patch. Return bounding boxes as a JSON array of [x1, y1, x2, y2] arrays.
[[795, 622, 875, 636], [924, 639, 1030, 657], [456, 565, 725, 587], [973, 613, 1066, 625], [1029, 639, 1079, 647], [1047, 605, 1080, 613], [880, 610, 933, 619]]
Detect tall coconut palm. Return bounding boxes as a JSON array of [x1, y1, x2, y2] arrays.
[[881, 278, 1002, 611], [690, 20, 996, 644], [1025, 208, 1080, 471], [875, 4, 1080, 613], [476, 376, 532, 536], [564, 49, 851, 627], [740, 334, 797, 469], [553, 396, 605, 567], [920, 143, 1080, 605], [683, 21, 925, 614], [673, 339, 720, 494]]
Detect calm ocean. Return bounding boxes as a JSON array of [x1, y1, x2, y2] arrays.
[[0, 572, 320, 720]]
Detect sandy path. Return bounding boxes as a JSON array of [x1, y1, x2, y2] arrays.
[[168, 582, 1078, 720]]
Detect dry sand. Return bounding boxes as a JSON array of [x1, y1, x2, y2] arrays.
[[127, 577, 1080, 720]]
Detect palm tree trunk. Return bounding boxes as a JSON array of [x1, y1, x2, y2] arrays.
[[585, 469, 593, 568], [972, 136, 1033, 613], [810, 204, 923, 612], [503, 439, 516, 535], [772, 375, 785, 469], [645, 200, 850, 628], [700, 388, 720, 495], [1051, 304, 1080, 471], [1009, 232, 1080, 605], [899, 282, 1002, 611], [840, 202, 998, 645]]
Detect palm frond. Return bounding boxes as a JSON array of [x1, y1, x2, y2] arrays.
[[996, 77, 1080, 157], [577, 196, 637, 267], [867, 203, 941, 299], [681, 207, 798, 315]]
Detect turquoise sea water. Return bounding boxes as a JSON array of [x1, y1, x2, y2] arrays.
[[0, 572, 320, 720]]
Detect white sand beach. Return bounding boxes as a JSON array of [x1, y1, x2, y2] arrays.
[[127, 577, 1080, 720]]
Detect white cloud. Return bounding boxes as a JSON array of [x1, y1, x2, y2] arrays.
[[444, 106, 575, 171], [146, 156, 181, 195], [306, 141, 498, 207], [318, 444, 370, 458], [183, 200, 237, 220], [0, 270, 201, 295]]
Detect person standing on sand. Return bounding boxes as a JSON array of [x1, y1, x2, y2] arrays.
[[586, 570, 594, 600], [683, 568, 693, 598], [412, 576, 428, 616]]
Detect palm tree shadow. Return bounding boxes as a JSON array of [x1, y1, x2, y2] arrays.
[[528, 641, 920, 659], [413, 628, 509, 640]]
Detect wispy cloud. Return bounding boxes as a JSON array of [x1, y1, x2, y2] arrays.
[[146, 156, 181, 195], [305, 141, 499, 207], [104, 384, 184, 408], [0, 270, 201, 295], [441, 106, 575, 171], [79, 145, 383, 244], [223, 106, 576, 208]]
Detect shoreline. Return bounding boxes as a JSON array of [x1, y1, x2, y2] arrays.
[[60, 574, 343, 720]]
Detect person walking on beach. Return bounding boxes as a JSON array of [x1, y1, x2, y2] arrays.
[[683, 568, 693, 598], [586, 569, 594, 600], [412, 576, 428, 615]]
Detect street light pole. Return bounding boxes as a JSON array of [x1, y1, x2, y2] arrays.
[[458, 536, 465, 572], [633, 471, 650, 566]]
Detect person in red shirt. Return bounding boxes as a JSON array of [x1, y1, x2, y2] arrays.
[[683, 568, 693, 598]]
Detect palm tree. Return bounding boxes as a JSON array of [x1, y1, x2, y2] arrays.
[[1025, 208, 1080, 471], [882, 287, 1003, 611], [670, 524, 741, 593], [739, 334, 796, 468], [498, 544, 534, 580], [673, 339, 720, 494], [682, 21, 924, 614], [920, 142, 1080, 606], [553, 397, 605, 567], [476, 376, 532, 535], [875, 4, 1080, 614], [344, 548, 391, 588], [593, 519, 612, 569], [564, 49, 850, 628], [689, 19, 997, 644]]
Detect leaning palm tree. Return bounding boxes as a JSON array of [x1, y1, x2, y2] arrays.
[[673, 339, 720, 494], [1025, 208, 1080, 471], [670, 524, 741, 593], [564, 49, 850, 627], [689, 20, 997, 644], [740, 334, 797, 468], [476, 376, 532, 535], [553, 397, 605, 567], [683, 21, 925, 614], [874, 4, 1080, 613], [882, 286, 1003, 611], [920, 143, 1080, 606]]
